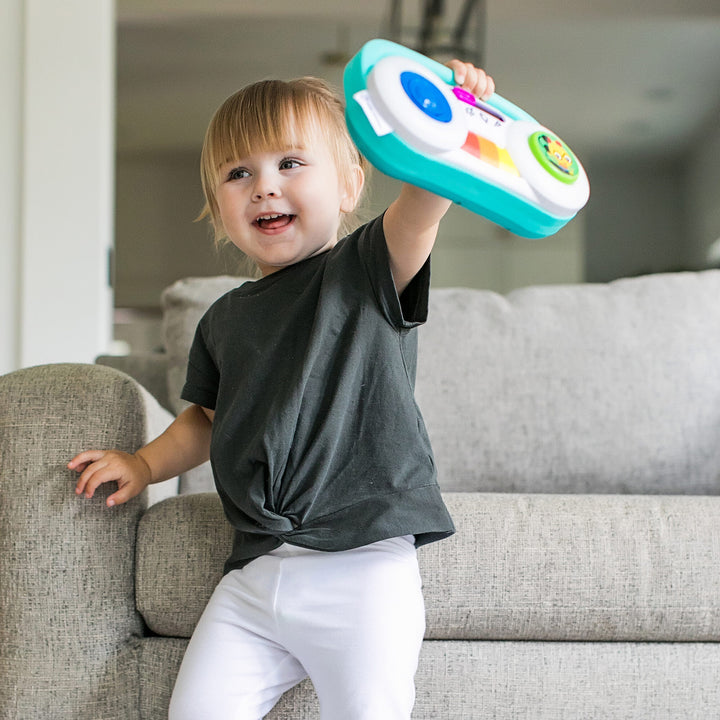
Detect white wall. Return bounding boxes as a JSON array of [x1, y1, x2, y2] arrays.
[[0, 0, 115, 374], [0, 1, 23, 373]]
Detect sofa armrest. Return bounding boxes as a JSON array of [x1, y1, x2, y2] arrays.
[[0, 363, 173, 720]]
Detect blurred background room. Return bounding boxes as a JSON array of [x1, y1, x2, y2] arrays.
[[3, 0, 719, 368]]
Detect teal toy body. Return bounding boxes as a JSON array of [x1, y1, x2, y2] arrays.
[[343, 39, 590, 239]]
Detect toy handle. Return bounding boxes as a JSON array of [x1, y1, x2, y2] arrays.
[[435, 64, 537, 124]]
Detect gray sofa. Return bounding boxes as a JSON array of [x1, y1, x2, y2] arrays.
[[2, 270, 720, 719]]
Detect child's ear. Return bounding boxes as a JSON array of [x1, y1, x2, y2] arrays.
[[340, 163, 365, 214]]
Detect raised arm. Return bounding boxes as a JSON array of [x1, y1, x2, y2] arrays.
[[68, 403, 214, 507], [382, 60, 495, 295]]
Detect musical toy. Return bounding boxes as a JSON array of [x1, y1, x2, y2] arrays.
[[343, 39, 590, 239]]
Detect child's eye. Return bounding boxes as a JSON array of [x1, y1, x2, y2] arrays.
[[226, 166, 249, 181], [279, 158, 302, 171]]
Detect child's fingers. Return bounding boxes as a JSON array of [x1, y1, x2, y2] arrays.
[[83, 466, 125, 500], [447, 59, 494, 100], [481, 74, 495, 100], [75, 461, 111, 498], [106, 484, 140, 508], [73, 454, 121, 499], [446, 59, 467, 84], [69, 451, 98, 495], [463, 66, 492, 100], [70, 450, 147, 505], [68, 449, 104, 472]]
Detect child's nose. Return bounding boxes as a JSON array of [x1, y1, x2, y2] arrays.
[[252, 173, 281, 200]]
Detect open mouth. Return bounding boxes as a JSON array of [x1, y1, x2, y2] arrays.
[[254, 214, 295, 231]]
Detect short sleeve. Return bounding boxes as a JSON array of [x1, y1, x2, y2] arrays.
[[357, 214, 431, 329], [181, 320, 220, 410]]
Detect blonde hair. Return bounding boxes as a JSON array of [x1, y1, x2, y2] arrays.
[[199, 76, 369, 247]]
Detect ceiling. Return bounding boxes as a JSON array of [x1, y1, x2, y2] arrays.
[[116, 0, 720, 163]]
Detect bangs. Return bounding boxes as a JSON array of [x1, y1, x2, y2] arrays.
[[201, 80, 329, 192]]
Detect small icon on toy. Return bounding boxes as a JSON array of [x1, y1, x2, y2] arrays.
[[530, 132, 580, 183]]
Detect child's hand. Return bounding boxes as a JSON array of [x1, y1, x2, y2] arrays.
[[68, 450, 152, 507], [446, 59, 495, 100]]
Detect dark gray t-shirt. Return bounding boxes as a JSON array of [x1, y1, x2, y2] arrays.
[[182, 215, 454, 573]]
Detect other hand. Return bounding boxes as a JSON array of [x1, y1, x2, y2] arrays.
[[68, 449, 152, 507]]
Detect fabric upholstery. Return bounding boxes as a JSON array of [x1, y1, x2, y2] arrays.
[[418, 271, 720, 493], [136, 491, 720, 642], [138, 637, 720, 720], [161, 275, 250, 416], [136, 493, 232, 637]]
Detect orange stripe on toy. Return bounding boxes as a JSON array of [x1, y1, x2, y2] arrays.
[[478, 136, 500, 166]]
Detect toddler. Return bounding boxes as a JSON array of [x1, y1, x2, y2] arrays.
[[69, 57, 494, 720]]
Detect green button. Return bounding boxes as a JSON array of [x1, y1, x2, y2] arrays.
[[528, 131, 579, 184]]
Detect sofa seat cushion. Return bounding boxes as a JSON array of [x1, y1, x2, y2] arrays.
[[136, 492, 720, 642]]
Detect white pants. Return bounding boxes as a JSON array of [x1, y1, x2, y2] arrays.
[[168, 536, 425, 720]]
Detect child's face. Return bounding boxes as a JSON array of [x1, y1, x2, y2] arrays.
[[215, 133, 358, 276]]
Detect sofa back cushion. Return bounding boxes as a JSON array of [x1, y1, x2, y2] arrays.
[[161, 271, 720, 494], [419, 272, 720, 493], [162, 276, 251, 416]]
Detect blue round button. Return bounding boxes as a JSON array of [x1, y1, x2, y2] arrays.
[[400, 71, 452, 123]]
